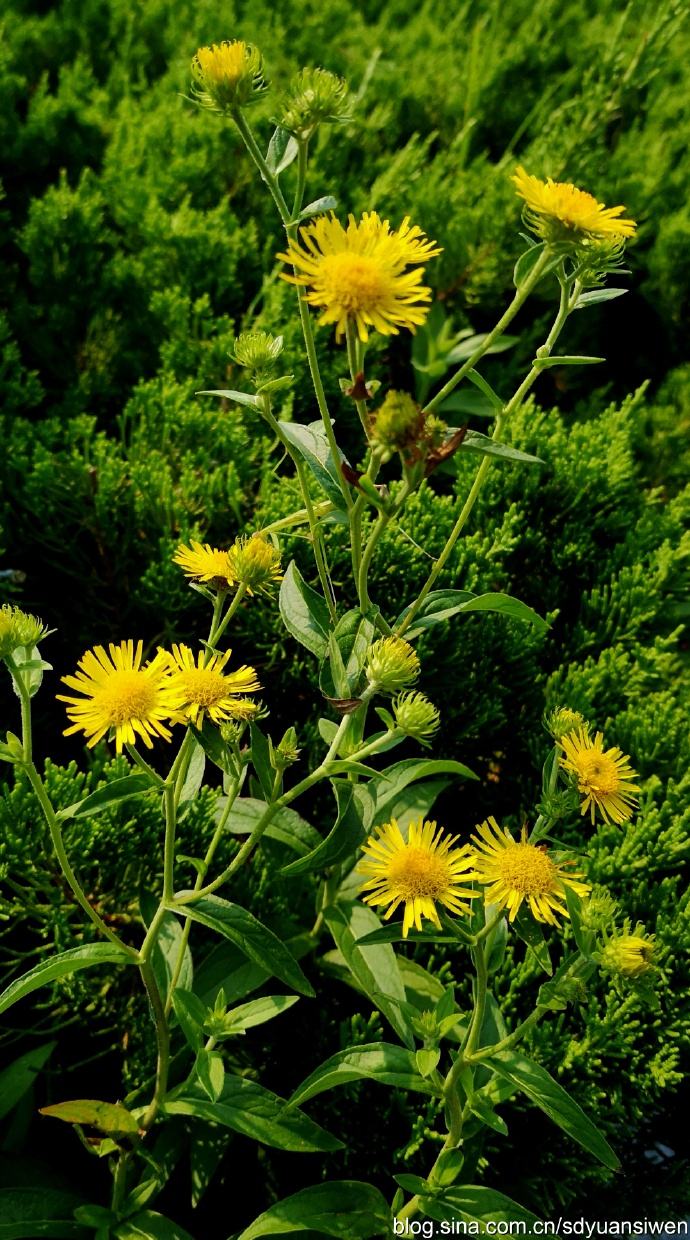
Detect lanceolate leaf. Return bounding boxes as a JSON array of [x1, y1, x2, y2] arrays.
[[371, 757, 478, 824], [0, 1042, 56, 1121], [166, 1076, 341, 1152], [237, 1181, 390, 1239], [172, 895, 314, 997], [0, 944, 134, 1016], [288, 1043, 438, 1109], [58, 775, 154, 820], [323, 903, 414, 1048], [459, 430, 543, 464], [223, 797, 322, 856], [281, 782, 369, 877], [319, 608, 377, 699], [265, 125, 299, 176], [278, 420, 348, 510], [40, 1099, 139, 1137], [279, 561, 332, 658], [196, 388, 261, 410], [419, 1184, 541, 1227], [488, 1050, 620, 1169]]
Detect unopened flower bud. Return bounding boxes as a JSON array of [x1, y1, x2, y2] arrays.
[[280, 68, 349, 140], [0, 605, 51, 660], [393, 691, 440, 744], [273, 725, 300, 768], [191, 40, 267, 114], [231, 331, 284, 386], [369, 391, 424, 463], [546, 706, 589, 741], [600, 928, 655, 979], [365, 636, 419, 692]]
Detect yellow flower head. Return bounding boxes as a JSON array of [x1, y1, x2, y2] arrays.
[[359, 818, 477, 937], [160, 644, 260, 725], [191, 40, 266, 112], [57, 640, 180, 753], [513, 166, 636, 245], [173, 541, 235, 591], [365, 635, 420, 693], [469, 817, 590, 926], [601, 929, 655, 979], [277, 212, 442, 342], [559, 728, 640, 826], [227, 534, 282, 596]]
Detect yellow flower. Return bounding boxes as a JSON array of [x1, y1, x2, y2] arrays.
[[161, 644, 260, 725], [365, 635, 420, 692], [359, 818, 477, 937], [173, 541, 235, 591], [559, 728, 640, 825], [513, 166, 636, 243], [601, 930, 655, 979], [191, 40, 266, 112], [227, 534, 282, 596], [469, 817, 590, 926], [57, 641, 179, 752], [277, 212, 442, 342]]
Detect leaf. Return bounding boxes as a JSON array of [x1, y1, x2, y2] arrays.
[[281, 781, 368, 877], [278, 420, 347, 511], [574, 287, 628, 309], [279, 561, 332, 658], [58, 775, 154, 820], [513, 906, 552, 975], [237, 1181, 390, 1239], [224, 994, 300, 1033], [464, 366, 503, 410], [249, 722, 274, 801], [166, 1076, 341, 1152], [113, 1210, 195, 1240], [488, 1049, 620, 1169], [355, 926, 457, 946], [416, 1047, 440, 1078], [178, 739, 205, 815], [444, 332, 517, 364], [459, 429, 543, 465], [223, 797, 322, 855], [371, 757, 478, 823], [196, 388, 261, 410], [0, 1186, 88, 1238], [565, 886, 593, 958], [513, 241, 561, 288], [0, 1043, 56, 1121], [40, 1099, 138, 1137], [265, 126, 299, 176], [0, 944, 134, 1016], [455, 591, 549, 632], [438, 389, 495, 418], [395, 590, 475, 638], [419, 1184, 541, 1227], [140, 892, 193, 1002], [195, 1049, 225, 1102], [319, 608, 377, 699], [173, 895, 314, 996], [289, 1043, 437, 1109], [298, 195, 338, 221], [190, 1126, 229, 1208], [171, 988, 206, 1052], [189, 719, 233, 777], [324, 902, 414, 1047], [537, 354, 605, 367]]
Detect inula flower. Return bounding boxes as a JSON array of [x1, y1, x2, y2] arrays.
[[392, 690, 440, 744], [173, 541, 235, 591], [546, 706, 589, 741], [58, 641, 180, 752], [227, 534, 282, 596], [278, 212, 441, 342], [0, 604, 50, 660], [365, 635, 419, 692], [559, 728, 640, 825], [161, 644, 260, 724], [469, 817, 590, 926], [359, 818, 477, 937], [280, 67, 350, 140], [231, 331, 284, 384], [600, 926, 655, 979], [513, 166, 636, 244], [191, 41, 266, 112]]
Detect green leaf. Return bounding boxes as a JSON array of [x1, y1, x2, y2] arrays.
[[565, 886, 593, 957], [141, 891, 194, 1002], [178, 739, 205, 815], [278, 420, 347, 511], [0, 1187, 88, 1239], [249, 722, 274, 801], [420, 1183, 541, 1227], [372, 757, 478, 823], [223, 797, 322, 856], [298, 195, 338, 221], [171, 988, 206, 1052], [237, 1181, 390, 1239], [281, 782, 369, 877], [289, 1043, 437, 1109], [190, 1127, 229, 1208], [469, 1094, 509, 1136], [196, 388, 261, 410], [0, 944, 134, 1016], [488, 1049, 620, 1169], [354, 926, 457, 946], [265, 126, 299, 176], [224, 994, 300, 1033], [459, 430, 543, 465], [279, 561, 332, 658], [113, 1210, 195, 1240], [319, 608, 377, 699], [173, 895, 314, 996], [437, 389, 495, 418], [513, 905, 552, 975], [444, 332, 518, 364], [457, 591, 549, 632], [323, 902, 414, 1047], [538, 354, 605, 367], [395, 590, 475, 638], [574, 287, 628, 309], [195, 1049, 225, 1102], [0, 1043, 56, 1121], [166, 1076, 341, 1152], [189, 719, 233, 777], [40, 1099, 138, 1136], [513, 241, 561, 288], [58, 775, 154, 820], [416, 1047, 440, 1078], [464, 366, 503, 410]]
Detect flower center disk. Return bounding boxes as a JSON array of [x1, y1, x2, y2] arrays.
[[320, 253, 387, 311], [494, 841, 557, 896], [95, 671, 158, 724]]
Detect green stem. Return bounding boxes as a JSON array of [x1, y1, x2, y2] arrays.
[[291, 139, 308, 219], [232, 109, 290, 221], [212, 583, 249, 646], [138, 959, 170, 1132], [468, 1007, 543, 1065], [464, 941, 489, 1057], [357, 480, 410, 613], [345, 319, 371, 439]]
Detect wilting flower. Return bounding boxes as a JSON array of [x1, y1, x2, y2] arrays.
[[227, 534, 282, 595], [600, 923, 656, 979], [359, 818, 477, 937], [469, 817, 590, 926], [559, 728, 640, 826], [58, 641, 180, 752], [0, 605, 51, 660], [546, 706, 589, 741], [161, 644, 260, 724], [370, 390, 424, 462], [173, 541, 235, 591], [513, 166, 636, 244], [278, 212, 441, 342], [365, 635, 419, 692], [191, 40, 266, 112], [280, 67, 349, 139], [392, 690, 440, 744]]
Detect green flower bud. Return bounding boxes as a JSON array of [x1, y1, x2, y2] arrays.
[[600, 925, 655, 979], [273, 725, 300, 769], [231, 331, 284, 386], [365, 636, 419, 692], [0, 604, 51, 661], [369, 391, 424, 463], [191, 40, 267, 114], [546, 705, 589, 741], [392, 691, 440, 744], [280, 68, 349, 140], [227, 534, 282, 596]]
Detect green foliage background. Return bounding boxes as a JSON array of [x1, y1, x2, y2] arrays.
[[1, 0, 689, 1230]]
